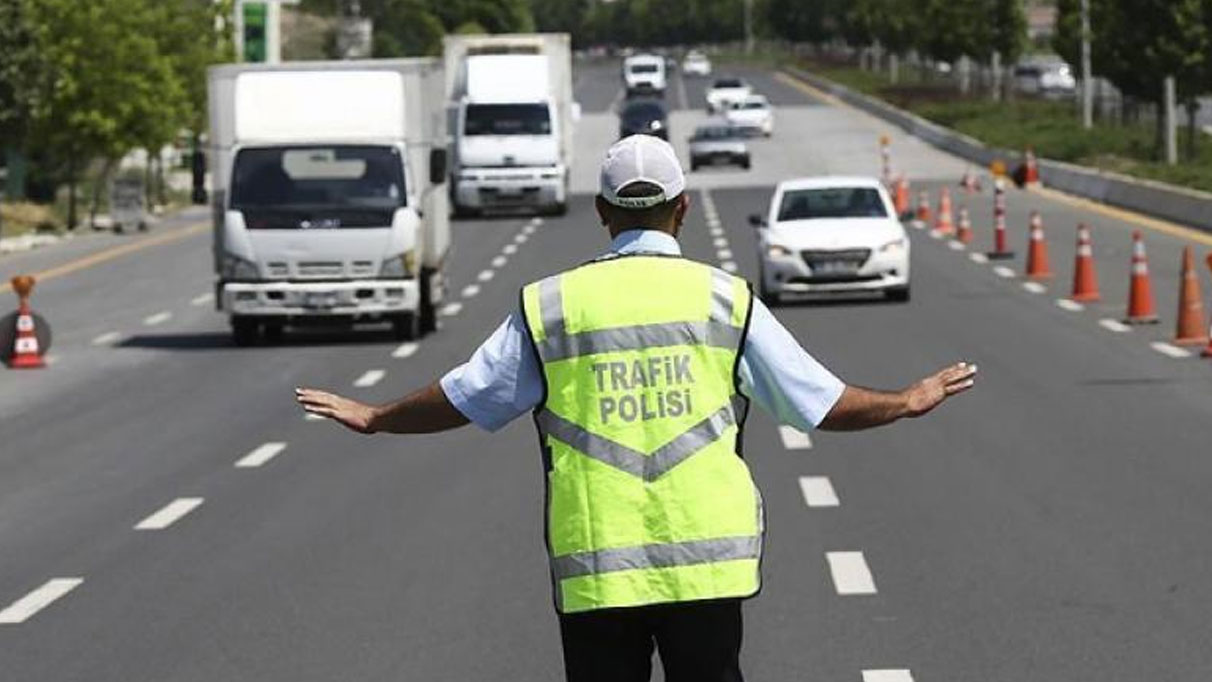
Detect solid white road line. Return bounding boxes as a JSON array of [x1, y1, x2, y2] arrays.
[[1099, 318, 1131, 333], [441, 302, 463, 317], [190, 292, 214, 306], [353, 369, 386, 388], [993, 265, 1016, 278], [717, 248, 733, 260], [0, 578, 84, 624], [947, 240, 965, 251], [477, 269, 495, 282], [969, 252, 989, 263], [1151, 341, 1193, 358], [778, 425, 812, 450], [826, 551, 877, 595], [143, 311, 172, 326], [91, 331, 123, 346], [799, 476, 839, 508], [1055, 298, 1085, 311], [863, 670, 915, 682], [720, 261, 738, 273], [492, 255, 508, 268], [392, 342, 419, 359], [1021, 282, 1047, 294], [503, 243, 518, 255], [461, 284, 481, 298], [713, 237, 729, 248], [135, 497, 203, 530], [236, 442, 287, 468]]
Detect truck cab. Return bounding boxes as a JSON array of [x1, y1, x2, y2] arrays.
[[623, 54, 667, 97]]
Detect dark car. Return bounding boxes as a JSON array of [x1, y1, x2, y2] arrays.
[[619, 99, 669, 140]]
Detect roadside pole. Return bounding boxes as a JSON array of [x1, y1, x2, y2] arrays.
[[1081, 0, 1093, 129], [1164, 76, 1178, 165]]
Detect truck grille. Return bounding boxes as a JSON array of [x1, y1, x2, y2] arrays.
[[297, 261, 345, 278]]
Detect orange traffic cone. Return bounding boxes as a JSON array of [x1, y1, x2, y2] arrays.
[[1173, 246, 1208, 345], [914, 190, 931, 228], [1202, 255, 1212, 357], [1024, 211, 1052, 279], [894, 176, 910, 218], [7, 275, 46, 369], [933, 187, 954, 235], [1070, 223, 1100, 302], [1023, 146, 1040, 186], [1124, 231, 1159, 324], [986, 178, 1014, 260], [955, 206, 973, 244]]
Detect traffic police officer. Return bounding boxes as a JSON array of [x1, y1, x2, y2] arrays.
[[296, 135, 977, 682]]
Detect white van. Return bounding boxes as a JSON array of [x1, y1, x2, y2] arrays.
[[623, 54, 667, 97]]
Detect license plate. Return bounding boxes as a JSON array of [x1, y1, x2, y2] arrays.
[[303, 291, 338, 309], [814, 261, 859, 275], [497, 186, 523, 197]]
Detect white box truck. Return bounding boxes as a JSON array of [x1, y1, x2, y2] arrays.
[[444, 34, 575, 216], [207, 59, 450, 345]]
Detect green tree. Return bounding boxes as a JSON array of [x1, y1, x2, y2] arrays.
[[0, 0, 42, 199]]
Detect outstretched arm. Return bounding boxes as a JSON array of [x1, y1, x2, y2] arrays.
[[295, 382, 470, 434], [818, 362, 977, 431]]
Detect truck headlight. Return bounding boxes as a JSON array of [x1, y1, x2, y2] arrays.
[[222, 254, 259, 280], [879, 238, 907, 254], [380, 250, 415, 279]]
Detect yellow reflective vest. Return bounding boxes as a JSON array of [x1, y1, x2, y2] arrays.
[[521, 253, 764, 613]]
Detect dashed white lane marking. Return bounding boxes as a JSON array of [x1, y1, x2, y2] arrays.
[[514, 233, 529, 244], [91, 331, 123, 346], [441, 302, 463, 317], [491, 255, 507, 268], [392, 342, 419, 359], [0, 578, 84, 624], [1099, 318, 1131, 333], [799, 476, 839, 508], [461, 284, 481, 298], [503, 244, 518, 255], [709, 226, 725, 237], [928, 230, 943, 240], [713, 237, 729, 248], [826, 551, 877, 595], [778, 425, 812, 449], [1021, 282, 1047, 294], [717, 248, 733, 260], [947, 240, 965, 251], [353, 369, 386, 387], [1055, 298, 1085, 311], [143, 311, 172, 326], [135, 497, 203, 530], [720, 261, 738, 273], [969, 252, 989, 263], [1151, 341, 1193, 358], [863, 670, 915, 682], [477, 269, 495, 282], [236, 442, 287, 468], [305, 413, 325, 421], [531, 217, 544, 227], [522, 225, 537, 236], [190, 292, 214, 306], [993, 265, 1016, 278]]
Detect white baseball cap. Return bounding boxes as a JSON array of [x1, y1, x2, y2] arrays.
[[600, 135, 686, 209]]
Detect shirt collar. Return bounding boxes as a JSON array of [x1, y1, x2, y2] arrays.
[[609, 229, 682, 256]]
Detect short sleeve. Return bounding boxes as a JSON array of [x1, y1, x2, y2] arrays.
[[440, 311, 544, 432], [737, 298, 846, 431]]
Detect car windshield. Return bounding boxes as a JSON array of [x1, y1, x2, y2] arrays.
[[464, 103, 551, 136], [629, 63, 659, 74], [693, 126, 740, 140], [230, 145, 405, 229], [777, 187, 887, 221], [737, 100, 767, 110], [714, 79, 743, 88]]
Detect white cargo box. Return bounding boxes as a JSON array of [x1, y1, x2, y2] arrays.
[[465, 55, 549, 103], [234, 70, 406, 142]]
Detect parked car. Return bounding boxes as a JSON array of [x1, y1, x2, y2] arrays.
[[1013, 60, 1077, 96], [705, 77, 751, 113], [688, 122, 750, 171], [619, 98, 669, 140], [682, 51, 712, 76], [724, 94, 773, 137], [751, 176, 910, 304]]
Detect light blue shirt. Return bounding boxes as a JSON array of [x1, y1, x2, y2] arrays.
[[440, 230, 846, 432]]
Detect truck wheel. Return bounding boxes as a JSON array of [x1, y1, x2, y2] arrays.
[[391, 312, 420, 341], [419, 270, 437, 334], [231, 318, 260, 347]]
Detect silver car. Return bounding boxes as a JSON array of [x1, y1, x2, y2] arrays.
[[688, 122, 750, 171]]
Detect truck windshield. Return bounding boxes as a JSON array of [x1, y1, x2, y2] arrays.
[[464, 104, 551, 136], [230, 145, 405, 229], [629, 64, 659, 74]]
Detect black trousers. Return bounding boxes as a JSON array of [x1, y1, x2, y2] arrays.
[[557, 598, 745, 682]]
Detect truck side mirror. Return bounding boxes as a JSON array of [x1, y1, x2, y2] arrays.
[[748, 214, 766, 228], [429, 148, 447, 185]]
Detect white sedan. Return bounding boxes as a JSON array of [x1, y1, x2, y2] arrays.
[[724, 94, 773, 136], [705, 77, 751, 113], [682, 51, 712, 76], [751, 177, 910, 304]]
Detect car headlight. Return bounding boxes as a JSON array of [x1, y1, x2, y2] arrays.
[[767, 244, 793, 258], [380, 250, 416, 279], [879, 238, 907, 254], [222, 254, 259, 280]]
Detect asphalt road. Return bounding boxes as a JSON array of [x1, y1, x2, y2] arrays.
[[3, 60, 1212, 681]]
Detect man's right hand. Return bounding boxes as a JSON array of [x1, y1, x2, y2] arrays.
[[295, 387, 379, 434], [901, 362, 978, 418]]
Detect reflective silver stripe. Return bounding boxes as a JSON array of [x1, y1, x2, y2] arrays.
[[538, 276, 564, 340], [536, 395, 745, 481], [710, 270, 734, 326], [552, 535, 761, 580], [536, 320, 742, 362]]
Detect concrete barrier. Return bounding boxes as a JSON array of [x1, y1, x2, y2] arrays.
[[784, 65, 1212, 234]]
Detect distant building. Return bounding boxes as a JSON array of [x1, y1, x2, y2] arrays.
[[1026, 2, 1057, 42]]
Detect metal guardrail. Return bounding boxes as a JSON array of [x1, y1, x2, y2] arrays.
[[784, 65, 1212, 235]]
